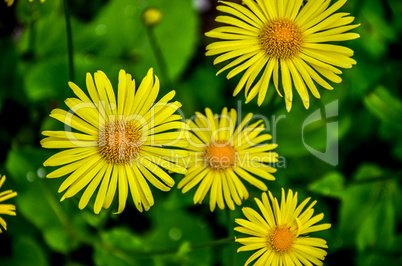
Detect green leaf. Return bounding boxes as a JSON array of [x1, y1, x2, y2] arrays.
[[43, 226, 72, 253], [94, 227, 152, 266], [356, 196, 395, 251], [0, 37, 19, 106], [23, 57, 71, 102], [176, 241, 191, 257], [347, 55, 385, 96], [94, 246, 137, 266], [145, 204, 213, 265], [275, 98, 350, 158], [128, 0, 199, 81], [101, 227, 144, 251], [5, 147, 88, 253], [364, 86, 402, 160], [364, 85, 402, 130], [74, 0, 142, 58], [71, 0, 199, 82], [14, 180, 77, 253], [357, 252, 401, 266], [337, 164, 399, 250], [352, 163, 383, 181], [9, 237, 49, 266], [5, 147, 52, 187], [16, 0, 62, 24], [358, 0, 397, 59]]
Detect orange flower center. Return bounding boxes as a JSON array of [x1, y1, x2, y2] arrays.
[[259, 18, 303, 59], [271, 227, 294, 252], [98, 120, 141, 164], [204, 141, 236, 170]]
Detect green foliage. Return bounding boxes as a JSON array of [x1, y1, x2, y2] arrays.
[[5, 236, 49, 266], [308, 171, 345, 199], [0, 0, 401, 265]]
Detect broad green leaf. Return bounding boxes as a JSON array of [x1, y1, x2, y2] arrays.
[[337, 164, 399, 249], [175, 63, 226, 116], [352, 163, 383, 181], [16, 0, 62, 24], [9, 237, 48, 266], [358, 0, 396, 59], [100, 227, 144, 250], [5, 147, 52, 187], [93, 227, 152, 266], [14, 179, 77, 253], [145, 204, 213, 265]]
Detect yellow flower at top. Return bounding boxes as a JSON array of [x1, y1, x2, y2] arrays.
[[0, 175, 17, 233], [178, 107, 278, 211], [5, 0, 45, 7], [41, 69, 188, 214], [206, 0, 360, 111], [235, 189, 331, 265]]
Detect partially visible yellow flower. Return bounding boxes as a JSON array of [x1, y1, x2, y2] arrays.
[[41, 69, 188, 214], [142, 7, 163, 27], [235, 189, 331, 265], [5, 0, 45, 7], [178, 107, 278, 211], [206, 0, 360, 111], [0, 175, 17, 233]]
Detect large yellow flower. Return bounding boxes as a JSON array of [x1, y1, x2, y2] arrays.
[[178, 107, 278, 211], [235, 189, 331, 265], [0, 175, 17, 233], [206, 0, 360, 111], [41, 69, 188, 214]]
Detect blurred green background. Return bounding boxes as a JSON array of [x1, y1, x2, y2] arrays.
[[0, 0, 401, 265]]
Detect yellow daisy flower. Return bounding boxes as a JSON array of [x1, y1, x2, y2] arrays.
[[206, 0, 360, 111], [0, 175, 17, 233], [41, 69, 188, 214], [235, 189, 331, 265], [5, 0, 45, 7], [178, 107, 278, 211]]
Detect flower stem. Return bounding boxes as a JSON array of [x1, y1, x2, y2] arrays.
[[63, 0, 74, 82], [146, 27, 170, 87]]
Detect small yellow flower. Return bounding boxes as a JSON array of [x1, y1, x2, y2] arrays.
[[178, 107, 278, 211], [0, 175, 17, 233], [235, 189, 331, 265], [206, 0, 360, 111], [41, 69, 188, 214]]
